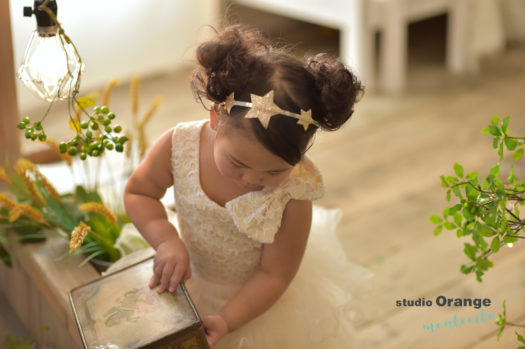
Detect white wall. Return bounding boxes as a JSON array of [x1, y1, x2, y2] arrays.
[[10, 0, 219, 112]]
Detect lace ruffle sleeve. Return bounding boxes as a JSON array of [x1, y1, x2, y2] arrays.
[[225, 157, 324, 243]]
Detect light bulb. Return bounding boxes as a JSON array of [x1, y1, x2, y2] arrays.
[[17, 31, 83, 102], [17, 0, 83, 102]]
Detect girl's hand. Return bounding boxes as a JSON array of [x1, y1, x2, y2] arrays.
[[201, 314, 229, 347], [149, 237, 191, 293]]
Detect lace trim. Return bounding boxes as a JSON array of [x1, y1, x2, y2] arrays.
[[171, 120, 262, 282]]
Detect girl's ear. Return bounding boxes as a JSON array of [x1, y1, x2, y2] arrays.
[[209, 103, 220, 131]]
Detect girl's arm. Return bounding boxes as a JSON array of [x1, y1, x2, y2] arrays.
[[124, 129, 191, 293], [203, 199, 312, 345]]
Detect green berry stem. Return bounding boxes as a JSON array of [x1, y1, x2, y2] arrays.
[[27, 104, 129, 160]]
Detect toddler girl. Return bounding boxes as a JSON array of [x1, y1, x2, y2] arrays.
[[124, 24, 369, 348]]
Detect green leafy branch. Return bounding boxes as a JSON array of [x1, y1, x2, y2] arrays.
[[430, 115, 524, 347], [495, 300, 525, 349], [430, 115, 524, 282]]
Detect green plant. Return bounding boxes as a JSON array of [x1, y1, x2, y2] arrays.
[[430, 115, 524, 280], [495, 301, 525, 349], [0, 158, 125, 264], [430, 115, 524, 347], [0, 77, 160, 269], [17, 100, 128, 160]]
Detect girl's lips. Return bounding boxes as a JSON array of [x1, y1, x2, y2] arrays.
[[243, 183, 264, 191]]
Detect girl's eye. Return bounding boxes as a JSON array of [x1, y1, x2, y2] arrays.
[[269, 171, 284, 176], [231, 161, 243, 168]]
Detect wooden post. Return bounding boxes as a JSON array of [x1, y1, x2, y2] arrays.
[[380, 0, 406, 94], [0, 0, 21, 166]]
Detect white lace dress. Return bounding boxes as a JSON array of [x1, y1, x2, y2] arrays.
[[168, 120, 372, 348]]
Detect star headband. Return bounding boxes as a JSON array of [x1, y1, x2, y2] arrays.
[[221, 90, 320, 131]]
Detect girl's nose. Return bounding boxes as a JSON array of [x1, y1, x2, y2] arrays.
[[242, 171, 263, 185]]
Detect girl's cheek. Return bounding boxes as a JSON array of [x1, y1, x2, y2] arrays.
[[265, 172, 291, 187], [215, 156, 238, 178]]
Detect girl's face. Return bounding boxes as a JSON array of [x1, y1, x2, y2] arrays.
[[212, 124, 294, 191]]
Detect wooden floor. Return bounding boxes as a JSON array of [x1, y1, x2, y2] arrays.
[[6, 11, 525, 349], [0, 291, 29, 343]]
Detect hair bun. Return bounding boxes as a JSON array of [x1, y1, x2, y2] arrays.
[[192, 25, 270, 103], [306, 53, 364, 130]]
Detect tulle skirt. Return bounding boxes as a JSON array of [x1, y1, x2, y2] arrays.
[[106, 206, 374, 348]]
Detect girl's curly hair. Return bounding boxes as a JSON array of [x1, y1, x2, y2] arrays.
[[192, 24, 364, 165]]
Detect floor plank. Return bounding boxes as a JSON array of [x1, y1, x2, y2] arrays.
[[357, 250, 525, 349]]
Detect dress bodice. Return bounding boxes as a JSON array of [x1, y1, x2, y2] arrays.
[[170, 120, 323, 284]]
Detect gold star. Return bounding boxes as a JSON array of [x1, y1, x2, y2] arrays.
[[244, 91, 284, 128], [224, 93, 236, 114], [296, 109, 316, 131]]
